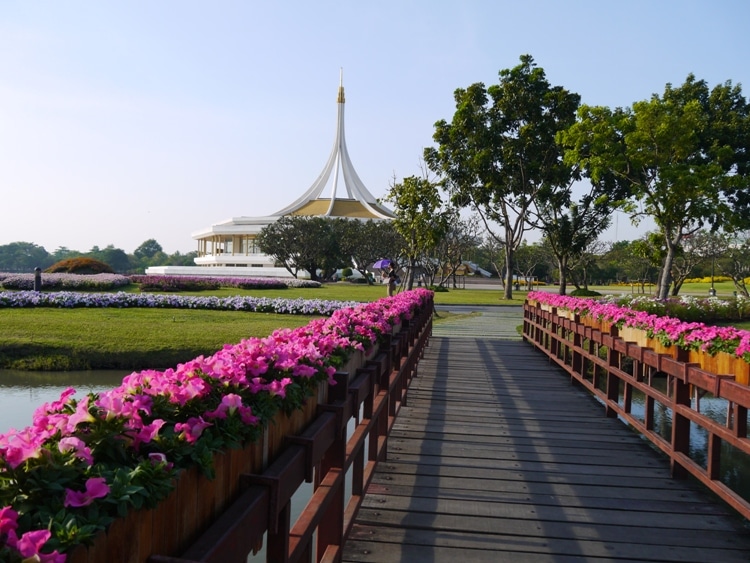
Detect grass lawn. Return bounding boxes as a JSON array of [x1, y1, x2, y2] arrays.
[[2, 279, 746, 371], [0, 308, 318, 371], [122, 282, 523, 306]]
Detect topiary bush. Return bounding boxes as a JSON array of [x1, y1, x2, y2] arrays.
[[569, 288, 602, 297], [45, 257, 114, 275]]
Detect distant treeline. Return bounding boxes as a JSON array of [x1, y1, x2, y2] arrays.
[[0, 239, 196, 274]]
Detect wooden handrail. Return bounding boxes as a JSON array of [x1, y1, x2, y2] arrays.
[[522, 300, 750, 520], [149, 301, 433, 563]]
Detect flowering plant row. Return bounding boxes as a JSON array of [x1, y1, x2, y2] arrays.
[[527, 291, 750, 360], [0, 288, 433, 562], [0, 291, 357, 317], [128, 275, 300, 291], [606, 293, 750, 322], [0, 273, 131, 291], [0, 273, 323, 293]]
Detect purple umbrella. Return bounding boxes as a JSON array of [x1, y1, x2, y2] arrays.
[[373, 259, 391, 269]]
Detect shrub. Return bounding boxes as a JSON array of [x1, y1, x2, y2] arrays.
[[570, 288, 602, 297], [46, 257, 114, 275], [341, 267, 353, 278]]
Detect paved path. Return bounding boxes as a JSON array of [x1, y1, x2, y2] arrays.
[[432, 305, 522, 340]]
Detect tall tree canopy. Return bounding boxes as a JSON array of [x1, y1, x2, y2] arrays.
[[424, 55, 581, 299], [257, 216, 340, 281], [560, 74, 750, 299], [382, 175, 449, 290]]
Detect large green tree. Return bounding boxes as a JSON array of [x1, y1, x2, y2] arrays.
[[0, 242, 52, 272], [257, 216, 341, 281], [560, 74, 750, 299], [382, 175, 449, 290], [424, 55, 581, 299], [337, 219, 404, 284]]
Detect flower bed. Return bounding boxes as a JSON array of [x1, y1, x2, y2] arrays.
[[128, 275, 293, 292], [0, 289, 433, 561], [0, 291, 357, 316], [527, 291, 750, 365], [0, 273, 131, 291]]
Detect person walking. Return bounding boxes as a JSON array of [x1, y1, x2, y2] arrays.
[[386, 264, 398, 297]]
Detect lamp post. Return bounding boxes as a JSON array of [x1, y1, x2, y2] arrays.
[[709, 255, 716, 297]]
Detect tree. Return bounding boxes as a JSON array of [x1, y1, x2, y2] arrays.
[[669, 230, 719, 295], [567, 239, 608, 291], [337, 219, 404, 284], [716, 231, 750, 297], [382, 175, 449, 290], [134, 239, 163, 260], [560, 74, 750, 299], [0, 242, 52, 272], [514, 241, 548, 290], [431, 211, 482, 288], [531, 185, 614, 294], [257, 216, 340, 281], [425, 55, 581, 299]]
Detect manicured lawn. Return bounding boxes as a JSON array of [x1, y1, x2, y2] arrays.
[[125, 282, 522, 306], [0, 308, 317, 371]]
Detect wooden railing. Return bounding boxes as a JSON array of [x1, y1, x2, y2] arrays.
[[144, 302, 432, 563], [523, 300, 750, 520]]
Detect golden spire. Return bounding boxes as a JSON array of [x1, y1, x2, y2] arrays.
[[337, 67, 345, 103]]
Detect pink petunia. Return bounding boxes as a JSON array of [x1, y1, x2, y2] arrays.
[[58, 437, 94, 465], [64, 477, 110, 508], [0, 505, 18, 535], [174, 417, 212, 444]]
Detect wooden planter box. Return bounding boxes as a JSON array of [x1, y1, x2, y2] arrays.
[[689, 350, 750, 386]]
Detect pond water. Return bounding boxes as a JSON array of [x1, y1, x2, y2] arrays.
[[0, 369, 129, 432], [624, 375, 750, 502]]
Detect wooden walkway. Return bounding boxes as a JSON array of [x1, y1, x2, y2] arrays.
[[341, 307, 750, 562]]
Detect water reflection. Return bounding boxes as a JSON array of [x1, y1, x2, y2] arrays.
[[626, 375, 750, 501], [0, 369, 129, 432]]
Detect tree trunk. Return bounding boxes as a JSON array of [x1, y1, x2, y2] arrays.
[[557, 256, 568, 295], [658, 246, 676, 300], [503, 246, 514, 300], [406, 256, 416, 291]]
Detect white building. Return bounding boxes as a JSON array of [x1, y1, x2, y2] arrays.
[[147, 72, 393, 278]]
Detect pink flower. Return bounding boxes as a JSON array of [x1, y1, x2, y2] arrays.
[[148, 452, 169, 467], [174, 417, 212, 444], [58, 437, 94, 465], [65, 396, 95, 432], [267, 378, 293, 398], [0, 427, 45, 468], [0, 506, 18, 535], [6, 528, 65, 562], [64, 477, 110, 508]]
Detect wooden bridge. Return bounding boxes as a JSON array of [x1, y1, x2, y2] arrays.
[[341, 305, 750, 561]]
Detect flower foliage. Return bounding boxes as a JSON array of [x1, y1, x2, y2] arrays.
[[527, 291, 750, 360], [0, 288, 433, 560], [129, 275, 290, 292], [0, 273, 131, 291], [0, 290, 356, 316]]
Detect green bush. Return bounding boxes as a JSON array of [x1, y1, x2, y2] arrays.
[[341, 267, 353, 278], [570, 288, 602, 297]]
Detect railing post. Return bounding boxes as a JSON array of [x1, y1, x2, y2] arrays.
[[605, 341, 620, 418], [671, 373, 691, 479]]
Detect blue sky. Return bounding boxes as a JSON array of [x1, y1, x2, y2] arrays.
[[2, 1, 748, 254]]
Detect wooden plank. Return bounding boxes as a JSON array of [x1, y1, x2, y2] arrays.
[[344, 525, 750, 562]]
